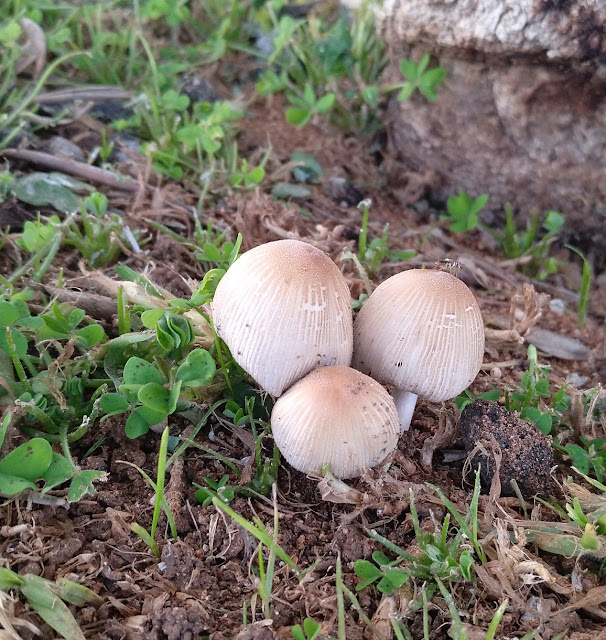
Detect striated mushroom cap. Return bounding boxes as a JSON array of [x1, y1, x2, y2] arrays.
[[271, 366, 400, 479], [212, 240, 353, 397], [353, 269, 485, 402]]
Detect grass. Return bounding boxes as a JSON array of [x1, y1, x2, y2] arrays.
[[0, 0, 603, 637]]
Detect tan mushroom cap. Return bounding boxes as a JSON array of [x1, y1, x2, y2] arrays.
[[271, 366, 400, 479], [353, 269, 484, 427], [212, 240, 353, 397]]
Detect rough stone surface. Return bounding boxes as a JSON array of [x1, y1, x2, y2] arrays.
[[380, 0, 606, 261], [379, 0, 606, 61], [460, 399, 555, 498]]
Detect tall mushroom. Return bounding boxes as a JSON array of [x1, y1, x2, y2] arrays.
[[353, 268, 485, 431], [212, 239, 353, 397], [271, 366, 400, 479]]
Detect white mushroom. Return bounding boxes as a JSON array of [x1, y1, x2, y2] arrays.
[[271, 366, 400, 479], [353, 268, 485, 431], [212, 239, 353, 397]]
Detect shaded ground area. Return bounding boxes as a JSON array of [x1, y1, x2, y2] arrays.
[[2, 86, 606, 640]]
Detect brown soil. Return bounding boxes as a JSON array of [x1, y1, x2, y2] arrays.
[[2, 89, 606, 640], [460, 399, 556, 498]]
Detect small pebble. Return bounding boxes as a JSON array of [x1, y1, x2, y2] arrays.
[[565, 372, 589, 388], [44, 135, 85, 162], [549, 298, 566, 314]]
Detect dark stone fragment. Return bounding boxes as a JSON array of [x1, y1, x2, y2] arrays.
[[43, 135, 85, 162], [0, 198, 35, 230], [323, 176, 365, 207], [460, 399, 555, 498], [177, 73, 220, 105]]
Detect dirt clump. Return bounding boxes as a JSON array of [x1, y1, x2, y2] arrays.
[[460, 399, 555, 498]]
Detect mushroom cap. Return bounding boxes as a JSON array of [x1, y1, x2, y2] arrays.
[[353, 269, 484, 402], [212, 240, 353, 397], [271, 366, 399, 479]]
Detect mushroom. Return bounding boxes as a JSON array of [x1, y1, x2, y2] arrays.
[[212, 239, 353, 397], [271, 366, 400, 479], [353, 268, 485, 431]]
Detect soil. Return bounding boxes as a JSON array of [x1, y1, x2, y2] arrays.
[[2, 82, 606, 639], [460, 399, 556, 498]]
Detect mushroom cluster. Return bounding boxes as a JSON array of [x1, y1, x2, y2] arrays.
[[211, 240, 485, 479]]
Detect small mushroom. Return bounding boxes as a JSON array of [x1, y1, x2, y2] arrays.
[[212, 240, 353, 397], [271, 366, 400, 479], [353, 268, 485, 431]]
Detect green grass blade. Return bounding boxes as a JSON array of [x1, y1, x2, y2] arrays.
[[485, 598, 509, 640], [212, 497, 299, 574], [150, 427, 169, 541]]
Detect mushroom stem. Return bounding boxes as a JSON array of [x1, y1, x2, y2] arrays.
[[392, 389, 418, 432]]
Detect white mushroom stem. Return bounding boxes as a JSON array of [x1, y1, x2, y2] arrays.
[[392, 389, 418, 432]]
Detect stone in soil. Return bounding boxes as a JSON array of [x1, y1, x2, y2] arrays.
[[460, 399, 555, 498]]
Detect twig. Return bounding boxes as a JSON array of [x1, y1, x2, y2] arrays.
[[0, 149, 142, 192]]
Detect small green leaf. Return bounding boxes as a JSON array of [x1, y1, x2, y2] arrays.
[[99, 393, 130, 415], [0, 412, 11, 451], [521, 406, 542, 422], [291, 625, 306, 640], [535, 413, 553, 435], [0, 567, 25, 589], [361, 85, 379, 108], [55, 578, 103, 606], [417, 53, 430, 75], [125, 408, 151, 439], [21, 574, 86, 640], [176, 349, 216, 387], [580, 523, 600, 550], [447, 190, 472, 216], [303, 617, 321, 639], [13, 171, 83, 212], [354, 559, 381, 590], [0, 301, 19, 327], [122, 357, 164, 386], [0, 327, 28, 358], [543, 210, 565, 233], [419, 67, 446, 90], [168, 380, 182, 415], [76, 324, 106, 348], [372, 550, 391, 566], [67, 470, 105, 502], [41, 453, 74, 491], [315, 93, 335, 113], [0, 21, 22, 44], [472, 193, 489, 214], [245, 166, 265, 185], [0, 473, 37, 495], [67, 308, 85, 330], [0, 438, 53, 481], [400, 59, 419, 81], [201, 242, 221, 262], [396, 83, 415, 101], [125, 406, 166, 439], [140, 309, 166, 329], [377, 569, 408, 594], [131, 522, 159, 557], [286, 107, 312, 127], [303, 84, 315, 104], [459, 551, 474, 581], [138, 382, 170, 414]]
